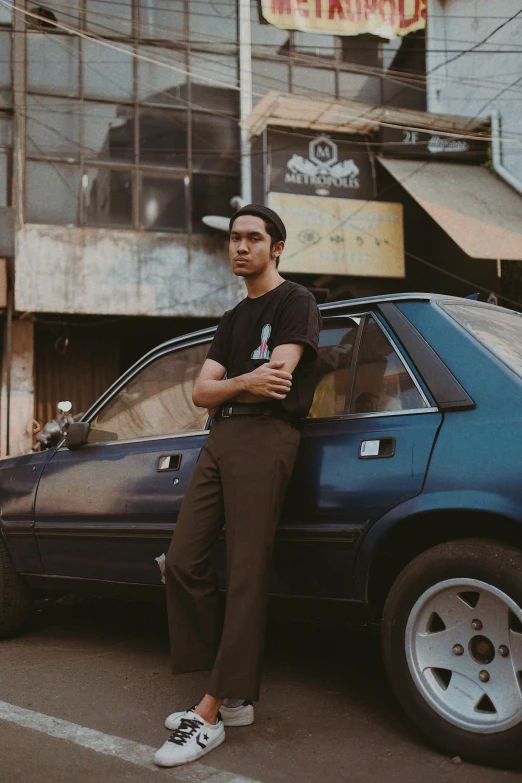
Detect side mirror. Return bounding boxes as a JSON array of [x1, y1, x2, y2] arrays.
[[65, 421, 91, 450]]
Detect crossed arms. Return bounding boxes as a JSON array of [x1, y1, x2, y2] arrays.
[[192, 343, 304, 412]]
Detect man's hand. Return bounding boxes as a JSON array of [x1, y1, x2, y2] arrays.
[[242, 360, 292, 400]]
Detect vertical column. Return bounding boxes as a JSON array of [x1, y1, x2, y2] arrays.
[[1, 320, 35, 456], [0, 1, 34, 457], [239, 0, 252, 204]]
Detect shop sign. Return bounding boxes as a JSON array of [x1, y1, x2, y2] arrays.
[[270, 133, 374, 200], [261, 0, 427, 38], [268, 192, 405, 278], [381, 127, 488, 163]]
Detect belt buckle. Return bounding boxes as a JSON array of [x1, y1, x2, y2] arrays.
[[221, 406, 233, 418]]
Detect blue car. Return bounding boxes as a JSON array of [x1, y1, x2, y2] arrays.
[[2, 292, 522, 767]]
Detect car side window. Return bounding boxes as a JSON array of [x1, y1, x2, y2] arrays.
[[88, 342, 209, 443], [351, 317, 427, 414], [307, 319, 359, 419]]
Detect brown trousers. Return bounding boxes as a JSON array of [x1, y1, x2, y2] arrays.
[[165, 414, 301, 701]]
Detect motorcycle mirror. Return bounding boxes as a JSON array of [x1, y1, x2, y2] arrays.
[[58, 400, 73, 413]]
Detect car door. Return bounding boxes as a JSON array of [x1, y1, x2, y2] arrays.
[[34, 339, 211, 584], [275, 312, 442, 600]]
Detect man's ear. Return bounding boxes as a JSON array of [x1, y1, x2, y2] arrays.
[[272, 240, 285, 260]]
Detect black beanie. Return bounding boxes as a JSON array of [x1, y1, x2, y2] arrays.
[[229, 204, 286, 242]]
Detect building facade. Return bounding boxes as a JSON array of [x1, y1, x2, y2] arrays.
[[0, 0, 521, 455]]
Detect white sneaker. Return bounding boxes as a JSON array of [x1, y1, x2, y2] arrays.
[[154, 710, 225, 767], [165, 701, 254, 730]]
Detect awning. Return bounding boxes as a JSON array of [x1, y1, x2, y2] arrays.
[[378, 158, 522, 261], [242, 91, 489, 140]]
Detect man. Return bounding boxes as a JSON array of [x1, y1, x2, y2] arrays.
[[154, 204, 322, 767]]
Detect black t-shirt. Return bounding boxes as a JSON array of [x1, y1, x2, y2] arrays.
[[207, 280, 322, 419]]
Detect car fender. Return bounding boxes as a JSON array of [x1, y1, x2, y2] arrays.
[[352, 489, 522, 601]]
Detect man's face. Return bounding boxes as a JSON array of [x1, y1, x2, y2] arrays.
[[229, 215, 282, 278]]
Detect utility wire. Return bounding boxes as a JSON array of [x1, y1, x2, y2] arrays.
[[3, 0, 503, 143]]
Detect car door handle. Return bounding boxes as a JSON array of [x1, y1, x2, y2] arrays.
[[157, 454, 182, 471], [359, 438, 395, 459]]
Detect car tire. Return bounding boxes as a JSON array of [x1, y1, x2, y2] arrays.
[[381, 538, 522, 768], [0, 537, 31, 639]]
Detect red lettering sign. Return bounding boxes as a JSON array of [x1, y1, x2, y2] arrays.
[[271, 0, 292, 13], [329, 0, 345, 20], [295, 0, 309, 17]]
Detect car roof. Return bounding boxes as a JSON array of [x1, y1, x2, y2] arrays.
[[82, 292, 509, 422], [147, 292, 498, 356]]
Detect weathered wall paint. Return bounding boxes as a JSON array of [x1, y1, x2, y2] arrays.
[[15, 225, 245, 317], [427, 0, 522, 183], [0, 320, 35, 457]]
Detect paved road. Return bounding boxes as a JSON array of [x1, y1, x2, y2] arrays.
[[0, 596, 519, 783]]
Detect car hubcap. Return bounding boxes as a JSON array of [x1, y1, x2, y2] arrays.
[[405, 578, 522, 733]]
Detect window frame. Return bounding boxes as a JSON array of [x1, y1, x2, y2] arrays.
[[58, 336, 213, 449], [307, 311, 436, 424]]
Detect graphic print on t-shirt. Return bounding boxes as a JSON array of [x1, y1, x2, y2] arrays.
[[251, 324, 272, 360]]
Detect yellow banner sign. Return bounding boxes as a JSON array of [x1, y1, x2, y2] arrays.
[[268, 192, 405, 278], [261, 0, 426, 38]]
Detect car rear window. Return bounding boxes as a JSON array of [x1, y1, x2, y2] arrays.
[[442, 302, 522, 379]]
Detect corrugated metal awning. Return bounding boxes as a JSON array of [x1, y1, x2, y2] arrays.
[[378, 158, 522, 261], [242, 91, 489, 140]]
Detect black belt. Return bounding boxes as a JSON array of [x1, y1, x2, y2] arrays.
[[218, 403, 278, 418], [217, 404, 301, 429]]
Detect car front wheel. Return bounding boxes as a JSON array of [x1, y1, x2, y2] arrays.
[[381, 538, 522, 768], [0, 538, 31, 639]]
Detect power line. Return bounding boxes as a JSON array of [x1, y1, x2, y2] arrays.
[[4, 0, 510, 145], [429, 6, 522, 74], [279, 160, 522, 310]]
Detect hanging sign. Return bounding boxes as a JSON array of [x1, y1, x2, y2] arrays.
[[380, 127, 489, 163], [269, 132, 374, 200], [261, 0, 427, 38], [268, 192, 405, 278]]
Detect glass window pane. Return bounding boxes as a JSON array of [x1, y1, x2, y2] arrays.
[[83, 40, 133, 100], [138, 47, 188, 106], [338, 71, 380, 103], [190, 52, 238, 92], [0, 4, 11, 23], [84, 102, 134, 162], [0, 152, 8, 207], [192, 173, 239, 234], [192, 112, 239, 174], [139, 108, 187, 168], [26, 96, 81, 158], [294, 32, 335, 58], [442, 303, 522, 381], [86, 0, 132, 37], [292, 66, 336, 97], [32, 0, 81, 27], [139, 0, 185, 41], [252, 60, 290, 103], [189, 0, 237, 46], [351, 318, 427, 414], [307, 320, 358, 419], [84, 166, 133, 226], [0, 31, 11, 89], [27, 33, 79, 95], [0, 115, 12, 146], [251, 0, 289, 54], [88, 343, 209, 442], [141, 175, 186, 231], [26, 161, 80, 224]]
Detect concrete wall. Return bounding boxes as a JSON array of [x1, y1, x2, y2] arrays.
[[15, 225, 245, 318], [0, 319, 35, 457], [427, 0, 522, 183]]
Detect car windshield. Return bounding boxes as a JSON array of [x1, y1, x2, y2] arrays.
[[442, 302, 522, 380]]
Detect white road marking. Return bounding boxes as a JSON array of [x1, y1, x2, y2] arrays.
[[0, 700, 260, 783]]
